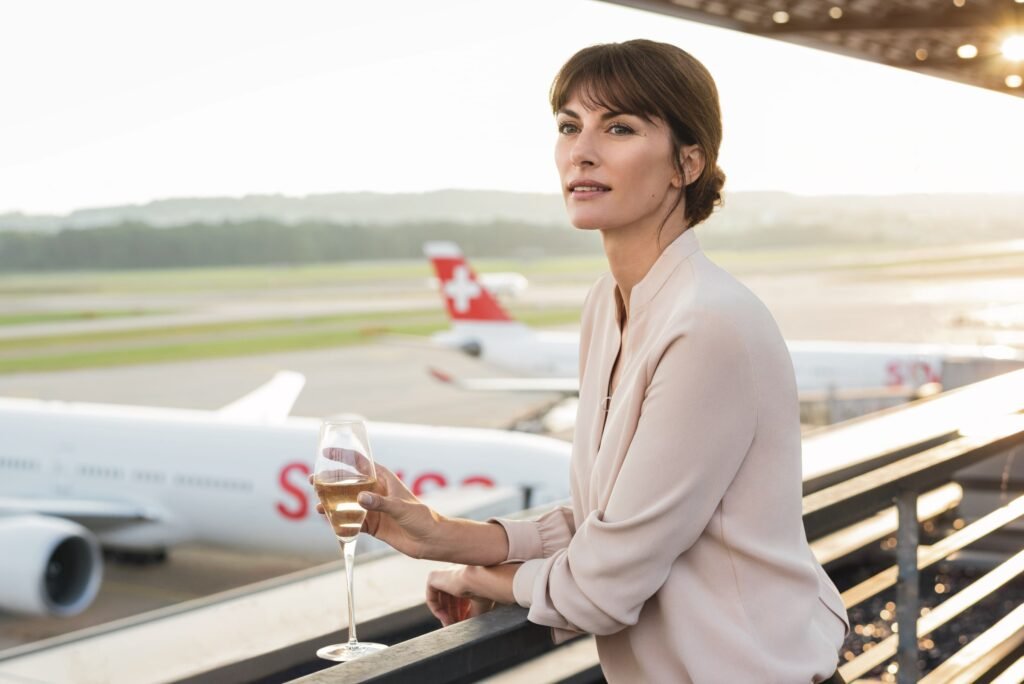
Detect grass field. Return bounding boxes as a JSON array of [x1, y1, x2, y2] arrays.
[[4, 243, 1019, 374], [0, 256, 603, 374], [0, 244, 903, 296], [0, 306, 583, 374], [0, 256, 613, 295], [0, 310, 161, 327]]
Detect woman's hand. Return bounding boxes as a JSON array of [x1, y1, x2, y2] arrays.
[[312, 463, 440, 560], [312, 464, 511, 566], [425, 564, 519, 626]]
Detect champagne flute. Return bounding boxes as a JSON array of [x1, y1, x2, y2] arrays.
[[313, 418, 388, 661]]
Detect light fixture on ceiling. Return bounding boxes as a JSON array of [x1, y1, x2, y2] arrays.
[[1006, 74, 1023, 88], [957, 44, 978, 59], [772, 10, 790, 23], [829, 6, 843, 19], [915, 48, 929, 61]]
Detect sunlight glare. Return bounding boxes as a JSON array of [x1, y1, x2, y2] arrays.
[[1001, 35, 1024, 61]]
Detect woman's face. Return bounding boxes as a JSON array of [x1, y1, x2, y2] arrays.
[[554, 95, 683, 234]]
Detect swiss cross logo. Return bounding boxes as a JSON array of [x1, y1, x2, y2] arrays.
[[444, 265, 482, 313], [428, 254, 512, 322]]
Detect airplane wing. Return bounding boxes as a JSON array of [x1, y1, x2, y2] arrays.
[[218, 371, 306, 422], [0, 496, 155, 528], [429, 367, 579, 395]]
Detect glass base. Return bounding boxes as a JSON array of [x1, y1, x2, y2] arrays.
[[316, 641, 388, 662]]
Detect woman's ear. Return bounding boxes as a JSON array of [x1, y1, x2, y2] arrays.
[[678, 145, 705, 187]]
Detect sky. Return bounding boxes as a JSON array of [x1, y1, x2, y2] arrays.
[[1, 0, 1023, 215]]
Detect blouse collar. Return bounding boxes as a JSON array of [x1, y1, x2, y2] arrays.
[[624, 228, 702, 314]]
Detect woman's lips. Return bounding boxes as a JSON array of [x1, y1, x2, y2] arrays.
[[568, 182, 611, 200], [570, 188, 609, 200]]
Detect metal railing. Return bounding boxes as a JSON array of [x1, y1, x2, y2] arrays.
[[290, 372, 1024, 684], [282, 370, 1024, 683]]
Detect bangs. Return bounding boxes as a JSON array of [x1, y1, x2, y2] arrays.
[[549, 45, 666, 124]]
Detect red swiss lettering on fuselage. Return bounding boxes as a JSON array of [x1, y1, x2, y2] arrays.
[[886, 360, 940, 387], [276, 461, 311, 520], [275, 464, 496, 521]]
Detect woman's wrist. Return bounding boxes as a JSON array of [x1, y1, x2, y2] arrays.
[[465, 564, 518, 604], [426, 517, 510, 566]]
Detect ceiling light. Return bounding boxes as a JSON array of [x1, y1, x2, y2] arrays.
[[915, 48, 929, 61], [1002, 36, 1024, 61], [953, 0, 966, 6], [957, 44, 978, 59], [1006, 74, 1023, 88], [829, 7, 843, 19], [772, 11, 790, 23]]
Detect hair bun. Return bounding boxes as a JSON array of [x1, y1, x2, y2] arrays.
[[687, 164, 726, 227]]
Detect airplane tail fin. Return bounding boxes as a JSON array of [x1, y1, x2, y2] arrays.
[[424, 242, 514, 324]]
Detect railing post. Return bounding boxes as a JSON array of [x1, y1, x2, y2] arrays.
[[895, 488, 920, 683]]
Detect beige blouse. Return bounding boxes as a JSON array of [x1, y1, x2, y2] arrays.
[[496, 230, 849, 683]]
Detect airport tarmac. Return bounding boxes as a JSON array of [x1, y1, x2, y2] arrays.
[[2, 248, 1023, 652], [0, 545, 322, 651]]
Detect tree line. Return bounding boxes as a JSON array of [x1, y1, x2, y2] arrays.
[[0, 219, 602, 272]]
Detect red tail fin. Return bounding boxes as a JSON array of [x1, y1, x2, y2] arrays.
[[424, 242, 513, 322]]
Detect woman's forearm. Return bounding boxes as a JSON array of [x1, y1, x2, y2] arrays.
[[424, 516, 510, 566]]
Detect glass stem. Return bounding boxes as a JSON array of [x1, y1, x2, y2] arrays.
[[341, 537, 359, 646]]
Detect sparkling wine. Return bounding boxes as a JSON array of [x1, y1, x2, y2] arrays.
[[314, 476, 376, 542]]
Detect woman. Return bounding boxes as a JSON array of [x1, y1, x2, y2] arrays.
[[349, 40, 850, 682]]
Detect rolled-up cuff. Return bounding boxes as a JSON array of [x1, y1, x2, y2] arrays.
[[551, 626, 582, 645], [493, 518, 545, 563], [512, 558, 545, 608], [513, 559, 584, 644], [490, 507, 574, 563]]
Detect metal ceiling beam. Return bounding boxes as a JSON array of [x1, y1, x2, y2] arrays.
[[595, 0, 1024, 98], [757, 6, 1023, 35]]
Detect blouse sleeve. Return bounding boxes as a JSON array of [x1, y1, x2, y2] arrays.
[[511, 312, 758, 636], [491, 506, 576, 562]]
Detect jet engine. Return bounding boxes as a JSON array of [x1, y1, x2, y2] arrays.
[[0, 515, 102, 616], [459, 340, 482, 358]]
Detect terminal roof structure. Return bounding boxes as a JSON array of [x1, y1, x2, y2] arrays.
[[604, 0, 1024, 97]]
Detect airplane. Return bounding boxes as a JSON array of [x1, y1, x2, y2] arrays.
[[424, 241, 1024, 396], [425, 241, 578, 379], [0, 372, 571, 618]]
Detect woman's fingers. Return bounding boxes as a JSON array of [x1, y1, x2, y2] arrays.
[[468, 598, 495, 618], [307, 475, 327, 516], [426, 586, 452, 626], [451, 595, 471, 623], [425, 568, 476, 627], [428, 589, 470, 627], [357, 491, 420, 525]]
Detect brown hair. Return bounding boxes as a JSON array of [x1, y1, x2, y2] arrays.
[[549, 39, 725, 229]]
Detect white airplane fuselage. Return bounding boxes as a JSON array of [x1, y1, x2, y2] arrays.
[[438, 325, 1023, 394], [436, 323, 579, 379]]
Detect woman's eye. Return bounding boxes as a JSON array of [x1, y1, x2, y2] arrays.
[[558, 122, 579, 135], [609, 123, 634, 135]]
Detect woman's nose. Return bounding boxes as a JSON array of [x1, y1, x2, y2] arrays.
[[568, 130, 599, 167]]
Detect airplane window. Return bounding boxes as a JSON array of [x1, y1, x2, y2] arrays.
[[0, 457, 35, 469], [169, 474, 249, 490]]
